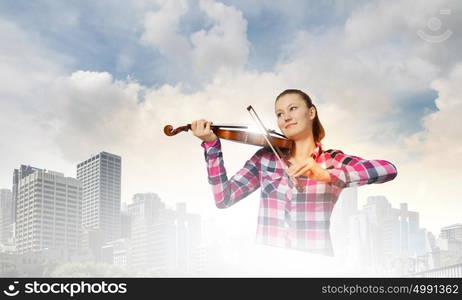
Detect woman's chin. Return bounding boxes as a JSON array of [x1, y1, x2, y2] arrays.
[[283, 128, 305, 140], [285, 131, 307, 141], [283, 132, 295, 140]]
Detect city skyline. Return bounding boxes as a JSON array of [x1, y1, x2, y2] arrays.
[[0, 0, 461, 249], [1, 151, 462, 274], [0, 154, 209, 276], [0, 145, 454, 236]]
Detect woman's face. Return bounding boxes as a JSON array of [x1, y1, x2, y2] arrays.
[[275, 93, 315, 141]]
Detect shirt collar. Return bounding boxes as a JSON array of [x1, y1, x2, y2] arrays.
[[281, 141, 323, 160], [310, 141, 323, 160]]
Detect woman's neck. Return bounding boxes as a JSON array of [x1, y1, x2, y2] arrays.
[[290, 137, 316, 161]]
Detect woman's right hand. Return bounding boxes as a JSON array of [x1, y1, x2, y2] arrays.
[[191, 119, 218, 142]]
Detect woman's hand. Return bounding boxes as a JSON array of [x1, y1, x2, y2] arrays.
[[287, 157, 331, 183], [191, 119, 218, 142]]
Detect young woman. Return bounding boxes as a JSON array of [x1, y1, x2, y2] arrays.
[[191, 89, 398, 256]]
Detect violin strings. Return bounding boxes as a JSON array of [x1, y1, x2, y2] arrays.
[[210, 124, 249, 129], [246, 106, 301, 191], [246, 106, 286, 165]]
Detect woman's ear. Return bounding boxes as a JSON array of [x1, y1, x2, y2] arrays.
[[310, 107, 316, 120]]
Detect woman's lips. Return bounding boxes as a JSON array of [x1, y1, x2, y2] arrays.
[[285, 123, 296, 129]]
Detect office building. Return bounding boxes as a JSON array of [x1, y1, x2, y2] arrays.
[[0, 189, 13, 245], [15, 169, 82, 255], [77, 152, 121, 242]]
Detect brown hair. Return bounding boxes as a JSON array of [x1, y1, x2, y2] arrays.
[[275, 89, 325, 143]]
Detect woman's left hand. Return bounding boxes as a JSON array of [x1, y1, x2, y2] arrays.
[[287, 157, 331, 183]]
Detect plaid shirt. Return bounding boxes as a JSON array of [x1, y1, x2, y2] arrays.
[[201, 138, 397, 256]]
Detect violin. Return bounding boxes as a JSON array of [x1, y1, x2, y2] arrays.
[[164, 105, 304, 192], [164, 124, 305, 193], [163, 124, 294, 150]]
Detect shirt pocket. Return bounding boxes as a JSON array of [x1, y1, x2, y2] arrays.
[[292, 178, 337, 204], [261, 171, 284, 196]]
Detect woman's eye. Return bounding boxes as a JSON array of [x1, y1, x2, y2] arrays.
[[290, 106, 297, 111], [277, 113, 283, 118]]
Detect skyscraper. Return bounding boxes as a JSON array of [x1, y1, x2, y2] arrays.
[[347, 196, 427, 275], [77, 152, 121, 242], [127, 194, 203, 274], [15, 169, 82, 255], [437, 223, 462, 254], [12, 165, 42, 224], [0, 189, 13, 245], [127, 193, 174, 270], [440, 224, 462, 241]]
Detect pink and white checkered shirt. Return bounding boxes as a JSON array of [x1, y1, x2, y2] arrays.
[[201, 138, 397, 256]]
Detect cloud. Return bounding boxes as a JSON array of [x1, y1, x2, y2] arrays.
[[383, 64, 462, 232], [190, 0, 249, 75], [344, 0, 462, 72], [404, 63, 462, 164], [140, 0, 191, 61], [0, 16, 72, 188], [0, 18, 68, 104], [141, 0, 249, 80], [48, 71, 142, 162]]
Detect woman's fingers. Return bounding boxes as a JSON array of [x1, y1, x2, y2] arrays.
[[288, 160, 314, 177], [191, 119, 206, 136], [191, 120, 197, 131], [191, 119, 217, 142], [197, 119, 205, 132], [293, 165, 311, 177], [287, 163, 303, 176], [293, 165, 308, 177]]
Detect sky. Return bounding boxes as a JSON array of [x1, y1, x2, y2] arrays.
[[0, 0, 461, 238]]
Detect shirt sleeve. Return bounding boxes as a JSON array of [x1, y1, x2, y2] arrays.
[[201, 139, 261, 208], [325, 149, 398, 189]]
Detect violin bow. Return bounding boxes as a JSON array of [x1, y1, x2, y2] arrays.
[[246, 105, 304, 192]]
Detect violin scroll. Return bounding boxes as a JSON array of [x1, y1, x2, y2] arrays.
[[163, 124, 191, 136]]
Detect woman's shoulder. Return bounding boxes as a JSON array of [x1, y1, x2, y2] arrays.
[[249, 147, 281, 163], [254, 146, 276, 157], [323, 148, 345, 157]]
